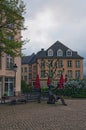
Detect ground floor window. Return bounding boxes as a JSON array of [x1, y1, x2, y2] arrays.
[[5, 77, 14, 96], [32, 82, 35, 87], [67, 70, 72, 78], [75, 70, 80, 79]]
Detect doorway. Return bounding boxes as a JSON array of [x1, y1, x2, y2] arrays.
[[5, 77, 14, 96]]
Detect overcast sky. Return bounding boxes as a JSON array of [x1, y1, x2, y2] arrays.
[[22, 0, 86, 73]]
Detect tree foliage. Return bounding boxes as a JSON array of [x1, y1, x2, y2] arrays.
[[0, 0, 26, 56], [21, 80, 32, 94], [38, 59, 64, 82]]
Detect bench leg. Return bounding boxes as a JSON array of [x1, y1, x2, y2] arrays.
[[10, 100, 16, 105]]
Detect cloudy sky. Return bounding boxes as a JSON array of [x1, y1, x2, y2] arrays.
[[22, 0, 86, 73]]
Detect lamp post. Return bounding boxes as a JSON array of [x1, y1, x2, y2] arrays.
[[13, 64, 18, 96]]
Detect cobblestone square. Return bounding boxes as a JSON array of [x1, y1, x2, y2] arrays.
[[0, 99, 86, 130]]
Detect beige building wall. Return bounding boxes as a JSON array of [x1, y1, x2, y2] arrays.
[[21, 58, 83, 87], [0, 18, 22, 98], [63, 59, 83, 79], [21, 64, 29, 84], [45, 58, 82, 86], [37, 58, 83, 78], [14, 57, 21, 93], [0, 54, 21, 98]]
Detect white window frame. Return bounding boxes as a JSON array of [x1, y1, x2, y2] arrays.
[[67, 70, 72, 78], [66, 49, 72, 56], [6, 55, 14, 69], [75, 70, 80, 79], [57, 49, 63, 56], [76, 60, 80, 68], [48, 49, 53, 56]]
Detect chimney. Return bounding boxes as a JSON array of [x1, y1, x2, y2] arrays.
[[41, 48, 44, 51]]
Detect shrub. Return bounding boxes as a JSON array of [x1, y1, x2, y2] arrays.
[[63, 79, 86, 98]]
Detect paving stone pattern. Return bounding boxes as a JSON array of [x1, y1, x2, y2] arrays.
[[0, 99, 86, 130]]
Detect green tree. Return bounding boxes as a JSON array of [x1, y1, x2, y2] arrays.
[[38, 59, 63, 83], [21, 80, 30, 94], [0, 0, 26, 56]]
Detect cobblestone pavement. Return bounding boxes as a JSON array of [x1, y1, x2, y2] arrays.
[[0, 99, 86, 130]]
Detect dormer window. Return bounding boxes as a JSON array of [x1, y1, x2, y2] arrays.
[[66, 49, 72, 56], [57, 49, 63, 56], [48, 49, 53, 56]]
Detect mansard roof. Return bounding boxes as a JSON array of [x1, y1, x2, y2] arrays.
[[21, 53, 35, 64], [22, 41, 83, 64], [36, 41, 83, 59]]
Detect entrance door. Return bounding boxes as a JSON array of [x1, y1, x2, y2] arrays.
[[5, 78, 14, 96]]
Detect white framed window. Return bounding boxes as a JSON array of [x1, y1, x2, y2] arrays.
[[57, 70, 63, 77], [57, 60, 63, 68], [57, 49, 63, 56], [5, 77, 14, 96], [67, 70, 72, 78], [75, 70, 80, 79], [67, 60, 72, 67], [66, 49, 72, 56], [24, 76, 27, 82], [6, 55, 14, 69], [24, 67, 27, 72], [41, 59, 45, 68], [76, 60, 80, 68], [41, 70, 45, 78], [48, 49, 53, 56]]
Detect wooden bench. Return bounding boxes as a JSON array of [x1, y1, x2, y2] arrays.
[[9, 95, 28, 105], [1, 95, 27, 105], [1, 96, 9, 104]]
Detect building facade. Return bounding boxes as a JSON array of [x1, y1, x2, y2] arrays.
[[21, 41, 84, 87], [0, 33, 21, 98]]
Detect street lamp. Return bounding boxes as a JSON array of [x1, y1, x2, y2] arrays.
[[13, 64, 18, 96]]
